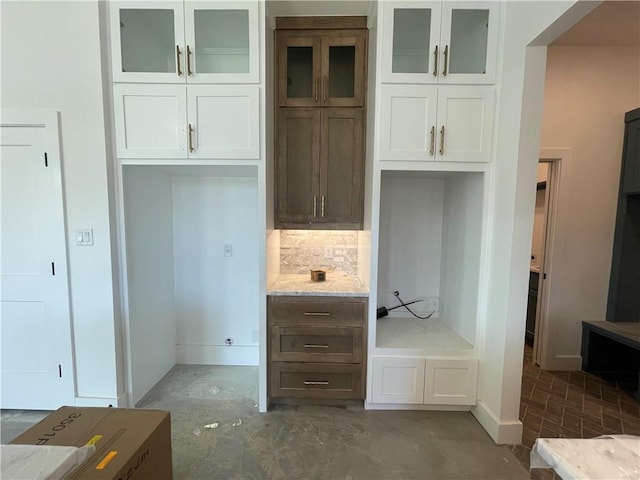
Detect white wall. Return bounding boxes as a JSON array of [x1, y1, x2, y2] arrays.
[[440, 173, 483, 345], [538, 46, 640, 369], [1, 1, 121, 403], [173, 174, 260, 366], [472, 0, 593, 444], [122, 167, 176, 405], [377, 175, 444, 311]]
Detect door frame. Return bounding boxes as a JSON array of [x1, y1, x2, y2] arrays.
[[534, 149, 568, 368], [1, 108, 76, 406]]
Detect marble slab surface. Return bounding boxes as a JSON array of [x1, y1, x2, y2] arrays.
[[267, 274, 368, 297]]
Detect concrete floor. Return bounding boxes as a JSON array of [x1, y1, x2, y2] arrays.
[[2, 365, 533, 479]]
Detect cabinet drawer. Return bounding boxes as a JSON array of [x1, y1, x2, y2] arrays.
[[270, 363, 363, 399], [268, 296, 366, 325], [271, 325, 362, 363]]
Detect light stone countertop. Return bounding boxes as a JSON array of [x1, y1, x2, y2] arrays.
[[267, 274, 369, 297]]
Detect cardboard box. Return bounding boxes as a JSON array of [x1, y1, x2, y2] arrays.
[[10, 407, 173, 480]]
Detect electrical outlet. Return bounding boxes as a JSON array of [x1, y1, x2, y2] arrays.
[[324, 246, 333, 258], [225, 337, 233, 345]]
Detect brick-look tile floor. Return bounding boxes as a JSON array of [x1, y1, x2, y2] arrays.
[[510, 343, 640, 479]]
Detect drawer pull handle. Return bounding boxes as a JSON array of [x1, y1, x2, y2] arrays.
[[304, 312, 331, 316], [304, 381, 329, 385], [304, 344, 330, 349]]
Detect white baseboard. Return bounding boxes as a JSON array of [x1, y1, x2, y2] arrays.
[[364, 402, 471, 412], [472, 400, 523, 444], [176, 344, 258, 366], [74, 391, 127, 408], [543, 355, 582, 371]]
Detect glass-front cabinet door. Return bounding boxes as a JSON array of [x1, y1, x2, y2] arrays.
[[110, 1, 259, 84], [111, 2, 185, 83], [185, 1, 259, 83], [277, 30, 366, 107], [277, 33, 322, 107], [382, 1, 499, 84]]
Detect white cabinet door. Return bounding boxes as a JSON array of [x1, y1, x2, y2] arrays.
[[114, 84, 188, 158], [111, 1, 259, 84], [187, 85, 259, 159], [380, 1, 499, 85], [379, 85, 438, 161], [110, 2, 185, 84], [438, 2, 500, 85], [381, 1, 441, 84], [184, 1, 260, 84], [436, 86, 494, 163], [424, 357, 478, 405], [371, 356, 425, 404], [380, 85, 493, 163]]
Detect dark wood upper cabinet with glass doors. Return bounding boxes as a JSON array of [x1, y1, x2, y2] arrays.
[[276, 17, 367, 108], [275, 17, 367, 230]]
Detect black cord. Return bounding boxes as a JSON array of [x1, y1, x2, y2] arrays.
[[393, 291, 435, 320]]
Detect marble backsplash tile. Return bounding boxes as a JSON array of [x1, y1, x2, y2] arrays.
[[280, 230, 359, 275]]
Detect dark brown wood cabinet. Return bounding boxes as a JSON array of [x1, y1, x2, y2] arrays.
[[275, 17, 367, 230], [268, 295, 367, 403], [277, 108, 364, 228]]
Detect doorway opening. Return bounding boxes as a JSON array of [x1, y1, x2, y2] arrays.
[[527, 156, 561, 367]]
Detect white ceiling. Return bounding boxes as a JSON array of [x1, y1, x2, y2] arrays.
[[552, 1, 640, 46]]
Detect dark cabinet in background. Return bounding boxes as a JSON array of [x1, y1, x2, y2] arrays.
[[525, 270, 539, 343], [622, 109, 640, 195], [607, 108, 640, 323]]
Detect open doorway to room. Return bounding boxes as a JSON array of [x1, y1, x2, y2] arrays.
[[526, 158, 560, 367]]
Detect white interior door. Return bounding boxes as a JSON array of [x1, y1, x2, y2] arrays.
[[1, 118, 74, 409]]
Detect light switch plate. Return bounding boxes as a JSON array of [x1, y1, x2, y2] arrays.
[[75, 229, 93, 246]]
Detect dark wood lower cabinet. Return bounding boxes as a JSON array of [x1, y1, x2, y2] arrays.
[[276, 108, 364, 229], [268, 295, 367, 403], [270, 363, 363, 399]]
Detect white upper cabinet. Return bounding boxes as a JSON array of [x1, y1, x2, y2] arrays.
[[379, 84, 494, 162], [114, 84, 259, 159], [110, 1, 259, 84], [381, 1, 499, 84]]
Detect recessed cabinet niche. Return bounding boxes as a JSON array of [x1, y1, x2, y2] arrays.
[[110, 1, 259, 83], [381, 1, 500, 84], [369, 170, 484, 406], [275, 17, 367, 229]]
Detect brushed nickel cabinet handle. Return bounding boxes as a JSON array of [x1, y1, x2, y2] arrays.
[[433, 45, 439, 76], [314, 78, 319, 102], [321, 195, 325, 218], [176, 45, 183, 76], [304, 344, 330, 349], [443, 45, 449, 76], [304, 381, 329, 385], [303, 312, 331, 316], [439, 125, 445, 155], [313, 196, 317, 218], [188, 123, 194, 152], [187, 45, 193, 75], [429, 126, 435, 156], [323, 76, 327, 102]]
